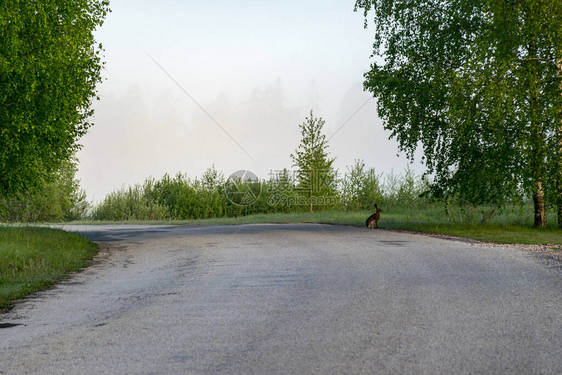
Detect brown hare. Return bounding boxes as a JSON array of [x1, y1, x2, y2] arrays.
[[366, 204, 383, 228]]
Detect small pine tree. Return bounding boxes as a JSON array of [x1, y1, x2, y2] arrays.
[[290, 110, 337, 212]]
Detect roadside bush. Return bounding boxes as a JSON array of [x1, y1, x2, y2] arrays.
[[90, 184, 169, 221], [382, 165, 430, 208], [340, 159, 383, 210], [89, 164, 438, 221], [0, 158, 89, 222]]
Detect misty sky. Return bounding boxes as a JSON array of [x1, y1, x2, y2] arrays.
[[77, 0, 423, 202]]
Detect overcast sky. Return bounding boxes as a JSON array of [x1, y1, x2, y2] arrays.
[[77, 0, 423, 202]]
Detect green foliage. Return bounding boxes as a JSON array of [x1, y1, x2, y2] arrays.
[[382, 165, 429, 208], [264, 168, 302, 213], [290, 111, 338, 212], [91, 184, 170, 221], [0, 0, 110, 198], [93, 167, 232, 221], [88, 163, 562, 230], [149, 167, 227, 220], [89, 164, 426, 221], [0, 157, 89, 222], [355, 0, 562, 226], [340, 159, 383, 210]]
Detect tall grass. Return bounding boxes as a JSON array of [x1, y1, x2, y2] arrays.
[[83, 209, 562, 246], [0, 227, 97, 309]]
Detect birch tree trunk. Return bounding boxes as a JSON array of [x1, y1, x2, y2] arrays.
[[528, 41, 548, 228], [556, 55, 562, 229]]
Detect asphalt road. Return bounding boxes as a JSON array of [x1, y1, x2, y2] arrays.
[[1, 224, 561, 374]]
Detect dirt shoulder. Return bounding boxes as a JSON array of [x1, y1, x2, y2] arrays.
[[384, 227, 562, 264]]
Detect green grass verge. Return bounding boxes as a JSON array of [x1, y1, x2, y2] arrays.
[[0, 226, 98, 310]]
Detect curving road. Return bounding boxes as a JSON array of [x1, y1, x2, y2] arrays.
[[1, 224, 562, 374]]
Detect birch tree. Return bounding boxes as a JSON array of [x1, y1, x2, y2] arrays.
[[0, 1, 109, 198], [355, 0, 562, 228]]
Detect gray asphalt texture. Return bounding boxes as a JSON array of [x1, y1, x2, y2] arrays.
[[1, 224, 561, 374]]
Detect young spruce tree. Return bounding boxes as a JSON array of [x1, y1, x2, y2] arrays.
[[290, 111, 337, 213]]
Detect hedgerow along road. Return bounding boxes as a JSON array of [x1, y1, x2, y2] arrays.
[[1, 224, 561, 374]]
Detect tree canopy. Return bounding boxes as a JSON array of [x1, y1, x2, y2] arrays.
[[0, 0, 110, 197], [355, 0, 562, 227]]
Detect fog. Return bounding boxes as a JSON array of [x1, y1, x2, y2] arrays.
[[77, 0, 424, 202]]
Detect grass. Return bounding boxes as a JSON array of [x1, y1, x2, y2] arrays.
[[0, 226, 98, 310], [66, 204, 562, 247]]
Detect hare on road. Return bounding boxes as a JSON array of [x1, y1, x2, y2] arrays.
[[366, 204, 383, 229]]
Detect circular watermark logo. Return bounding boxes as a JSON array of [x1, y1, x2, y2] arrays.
[[225, 170, 261, 206]]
